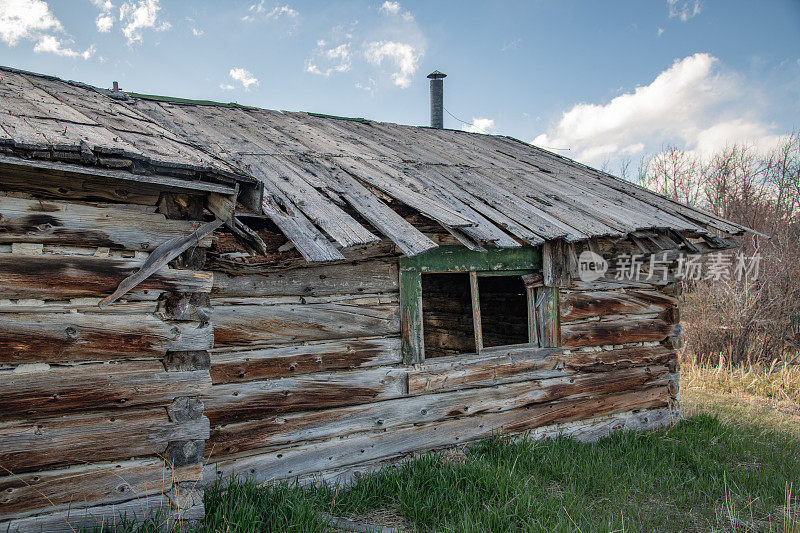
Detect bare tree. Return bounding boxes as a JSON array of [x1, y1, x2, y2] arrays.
[[640, 134, 800, 366], [618, 157, 632, 181], [637, 145, 704, 205]]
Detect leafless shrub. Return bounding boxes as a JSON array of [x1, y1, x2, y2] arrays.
[[639, 134, 800, 366]]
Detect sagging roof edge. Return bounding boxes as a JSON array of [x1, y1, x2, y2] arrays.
[[0, 65, 760, 266]]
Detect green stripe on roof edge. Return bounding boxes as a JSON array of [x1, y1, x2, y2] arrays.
[[124, 92, 259, 109], [305, 112, 371, 123]]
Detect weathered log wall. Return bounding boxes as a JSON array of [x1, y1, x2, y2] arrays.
[[1, 173, 685, 530], [558, 238, 683, 419], [201, 236, 681, 489], [0, 183, 213, 529]]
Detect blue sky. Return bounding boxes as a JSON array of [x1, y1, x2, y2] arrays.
[[1, 0, 798, 173]]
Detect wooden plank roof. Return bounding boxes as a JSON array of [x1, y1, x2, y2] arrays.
[[0, 66, 751, 262]]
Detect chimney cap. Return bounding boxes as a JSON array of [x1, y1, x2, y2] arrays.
[[427, 70, 447, 79]]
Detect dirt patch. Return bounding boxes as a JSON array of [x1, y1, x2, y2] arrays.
[[439, 448, 468, 465], [339, 506, 412, 532]]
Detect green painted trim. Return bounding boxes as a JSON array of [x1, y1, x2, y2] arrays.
[[399, 246, 544, 363], [124, 92, 259, 109], [400, 270, 424, 364], [400, 246, 541, 273], [306, 112, 371, 123], [475, 269, 536, 277]]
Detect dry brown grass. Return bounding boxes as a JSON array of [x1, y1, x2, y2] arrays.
[[682, 356, 800, 405]]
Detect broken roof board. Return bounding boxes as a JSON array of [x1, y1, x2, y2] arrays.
[[0, 66, 749, 262]]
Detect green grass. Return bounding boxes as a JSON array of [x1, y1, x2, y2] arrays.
[[92, 393, 800, 532]]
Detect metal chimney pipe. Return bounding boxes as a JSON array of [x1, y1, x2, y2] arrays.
[[427, 70, 446, 129]]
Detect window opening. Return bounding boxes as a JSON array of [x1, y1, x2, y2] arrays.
[[477, 275, 530, 349], [421, 273, 476, 358]]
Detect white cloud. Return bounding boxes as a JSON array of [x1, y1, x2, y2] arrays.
[[91, 0, 115, 32], [364, 40, 421, 88], [0, 0, 62, 46], [667, 0, 701, 21], [379, 1, 400, 15], [96, 13, 114, 32], [0, 0, 94, 59], [119, 0, 170, 45], [461, 117, 497, 135], [305, 8, 424, 91], [243, 1, 298, 22], [533, 52, 785, 170], [657, 27, 664, 37], [228, 67, 259, 90], [693, 119, 785, 157], [305, 42, 352, 77], [192, 27, 203, 36], [355, 78, 377, 94], [219, 83, 235, 91], [378, 1, 414, 22], [34, 35, 94, 58]]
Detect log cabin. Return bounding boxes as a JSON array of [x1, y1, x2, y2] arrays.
[[0, 65, 751, 531]]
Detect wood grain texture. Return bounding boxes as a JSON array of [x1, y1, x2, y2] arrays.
[[0, 409, 210, 473], [561, 316, 679, 348], [295, 408, 676, 488], [211, 259, 398, 298], [0, 457, 172, 519], [0, 312, 213, 364], [0, 254, 213, 300], [560, 290, 677, 323], [0, 360, 212, 418], [407, 347, 562, 395], [212, 302, 400, 347], [210, 336, 402, 384], [0, 196, 212, 250], [203, 367, 407, 425], [208, 365, 667, 459], [0, 165, 161, 205], [554, 345, 678, 373], [204, 387, 670, 485], [0, 493, 176, 533]]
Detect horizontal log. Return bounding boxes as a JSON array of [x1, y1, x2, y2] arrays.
[[295, 407, 676, 488], [0, 312, 213, 364], [554, 345, 678, 372], [0, 166, 161, 204], [208, 365, 667, 459], [212, 302, 400, 347], [0, 457, 171, 519], [567, 268, 678, 290], [204, 387, 670, 485], [0, 196, 212, 250], [203, 367, 407, 426], [0, 254, 213, 300], [560, 290, 677, 323], [0, 409, 210, 473], [0, 299, 159, 315], [1, 493, 176, 533], [211, 259, 398, 297], [567, 279, 658, 291], [210, 336, 402, 384], [209, 293, 399, 307], [561, 316, 680, 348], [407, 346, 563, 395], [0, 360, 212, 419]]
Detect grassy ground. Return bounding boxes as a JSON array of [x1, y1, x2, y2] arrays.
[[98, 367, 800, 533]]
